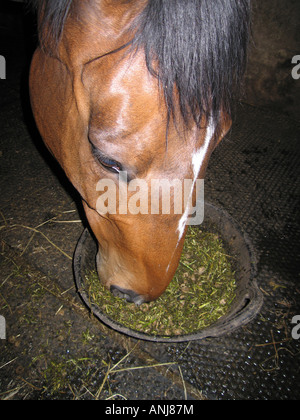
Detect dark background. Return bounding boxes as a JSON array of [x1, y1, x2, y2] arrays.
[[0, 0, 299, 120], [246, 0, 300, 121]]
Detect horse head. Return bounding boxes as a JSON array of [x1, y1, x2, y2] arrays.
[[29, 0, 250, 303]]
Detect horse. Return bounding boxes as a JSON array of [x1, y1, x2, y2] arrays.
[[29, 0, 250, 304]]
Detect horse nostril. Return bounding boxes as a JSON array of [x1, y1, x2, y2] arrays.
[[110, 285, 129, 300], [110, 285, 144, 306]]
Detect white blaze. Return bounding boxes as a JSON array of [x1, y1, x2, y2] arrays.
[[177, 120, 215, 241]]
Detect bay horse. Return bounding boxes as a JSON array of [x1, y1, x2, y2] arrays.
[[29, 0, 250, 304]]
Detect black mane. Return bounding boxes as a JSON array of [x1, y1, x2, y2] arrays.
[[132, 0, 251, 133], [29, 0, 72, 47], [31, 0, 251, 134]]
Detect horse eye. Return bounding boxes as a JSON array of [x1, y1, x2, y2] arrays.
[[89, 140, 123, 174], [99, 156, 122, 174], [91, 145, 122, 174]]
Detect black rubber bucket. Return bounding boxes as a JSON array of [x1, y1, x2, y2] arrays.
[[73, 202, 263, 342]]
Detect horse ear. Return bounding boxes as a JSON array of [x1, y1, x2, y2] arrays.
[[214, 111, 232, 149]]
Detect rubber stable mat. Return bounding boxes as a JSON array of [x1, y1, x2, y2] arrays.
[[139, 105, 300, 400]]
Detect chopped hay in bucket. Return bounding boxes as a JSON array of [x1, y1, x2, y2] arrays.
[[84, 227, 236, 337]]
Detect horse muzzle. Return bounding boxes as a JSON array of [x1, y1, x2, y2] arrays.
[[110, 285, 145, 306]]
